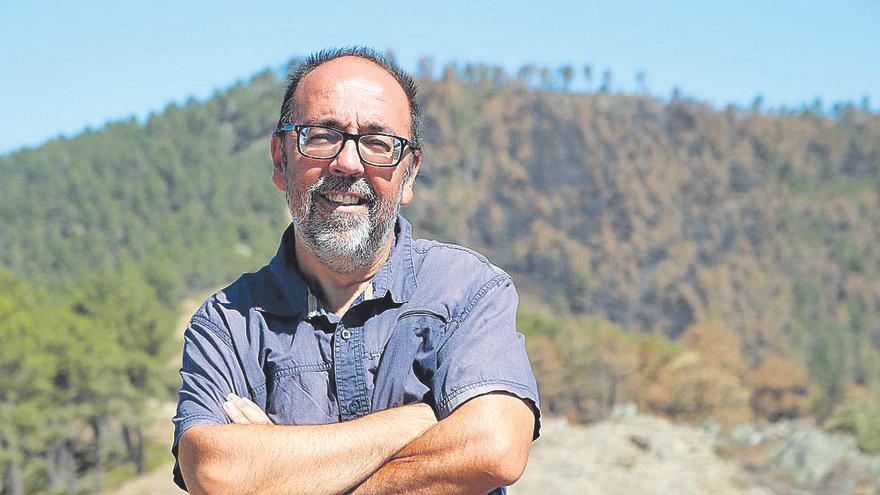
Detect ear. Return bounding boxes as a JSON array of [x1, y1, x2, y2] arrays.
[[399, 151, 422, 207], [270, 135, 286, 192]]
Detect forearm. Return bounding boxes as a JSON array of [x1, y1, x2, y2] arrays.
[[350, 393, 535, 495], [180, 403, 434, 495], [350, 415, 502, 494]]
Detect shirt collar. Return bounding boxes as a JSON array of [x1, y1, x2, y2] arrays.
[[257, 223, 310, 317], [372, 214, 418, 305], [258, 214, 418, 317]]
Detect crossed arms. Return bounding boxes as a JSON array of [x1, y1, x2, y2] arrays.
[[178, 392, 535, 494]]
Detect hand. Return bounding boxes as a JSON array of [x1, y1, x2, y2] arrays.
[[223, 393, 273, 425]]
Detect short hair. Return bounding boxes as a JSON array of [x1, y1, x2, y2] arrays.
[[275, 46, 423, 151]]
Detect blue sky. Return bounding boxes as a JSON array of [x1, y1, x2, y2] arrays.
[[2, 0, 878, 154]]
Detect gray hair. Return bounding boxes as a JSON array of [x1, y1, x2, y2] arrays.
[[275, 46, 423, 154]]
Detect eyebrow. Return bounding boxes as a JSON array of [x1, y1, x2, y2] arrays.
[[304, 118, 397, 136]]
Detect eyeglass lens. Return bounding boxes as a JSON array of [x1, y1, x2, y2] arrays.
[[298, 127, 403, 165]]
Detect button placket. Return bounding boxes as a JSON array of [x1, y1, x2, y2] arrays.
[[351, 324, 371, 415], [333, 323, 369, 422], [333, 323, 353, 421]]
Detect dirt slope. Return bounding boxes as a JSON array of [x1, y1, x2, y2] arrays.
[[514, 416, 770, 495], [105, 414, 775, 495]]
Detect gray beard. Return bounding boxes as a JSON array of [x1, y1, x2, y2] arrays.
[[284, 159, 403, 273]]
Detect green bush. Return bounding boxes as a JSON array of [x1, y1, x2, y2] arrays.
[[825, 400, 880, 454]]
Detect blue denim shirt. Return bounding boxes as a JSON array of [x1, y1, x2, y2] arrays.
[[172, 215, 541, 493]]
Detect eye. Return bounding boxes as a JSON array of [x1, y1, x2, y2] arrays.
[[360, 135, 394, 153], [303, 127, 341, 145]]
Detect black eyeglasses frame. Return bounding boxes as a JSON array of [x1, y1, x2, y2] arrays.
[[277, 124, 418, 168]]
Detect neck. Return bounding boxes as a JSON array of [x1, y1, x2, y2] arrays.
[[293, 234, 393, 315]]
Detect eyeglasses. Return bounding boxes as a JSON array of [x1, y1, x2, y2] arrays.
[[278, 124, 417, 167]]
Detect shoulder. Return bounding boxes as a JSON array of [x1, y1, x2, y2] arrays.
[[189, 267, 270, 339], [412, 238, 510, 282], [409, 238, 515, 320]]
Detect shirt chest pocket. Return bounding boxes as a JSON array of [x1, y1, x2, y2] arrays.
[[370, 311, 447, 410], [266, 361, 335, 425]]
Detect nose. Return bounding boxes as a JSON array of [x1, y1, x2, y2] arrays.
[[328, 139, 364, 177]]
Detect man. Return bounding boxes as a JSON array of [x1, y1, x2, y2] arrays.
[[173, 47, 540, 495]]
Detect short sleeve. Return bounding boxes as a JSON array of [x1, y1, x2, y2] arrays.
[[171, 310, 250, 491], [432, 276, 541, 439]]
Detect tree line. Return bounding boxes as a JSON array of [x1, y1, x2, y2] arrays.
[[1, 56, 879, 492]]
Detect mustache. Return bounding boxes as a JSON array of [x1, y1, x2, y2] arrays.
[[310, 175, 377, 203]]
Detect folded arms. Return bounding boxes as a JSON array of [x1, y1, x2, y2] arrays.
[[178, 392, 535, 495]]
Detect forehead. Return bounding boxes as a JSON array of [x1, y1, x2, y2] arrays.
[[293, 57, 412, 135]]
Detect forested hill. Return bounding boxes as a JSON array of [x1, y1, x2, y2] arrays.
[[2, 62, 880, 459]]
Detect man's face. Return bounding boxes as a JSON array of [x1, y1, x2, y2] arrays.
[[271, 57, 420, 273]]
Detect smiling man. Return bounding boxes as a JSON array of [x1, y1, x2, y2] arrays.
[[172, 47, 540, 495]]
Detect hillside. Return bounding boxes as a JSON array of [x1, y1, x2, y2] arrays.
[[102, 413, 880, 494], [2, 59, 879, 493]]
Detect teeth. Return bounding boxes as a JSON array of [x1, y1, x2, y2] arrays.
[[327, 193, 359, 205]]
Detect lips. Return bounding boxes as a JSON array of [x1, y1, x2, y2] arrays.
[[320, 191, 366, 206], [309, 176, 376, 211]]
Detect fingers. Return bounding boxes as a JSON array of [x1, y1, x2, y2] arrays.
[[224, 393, 273, 425], [236, 395, 273, 425], [223, 398, 250, 424]]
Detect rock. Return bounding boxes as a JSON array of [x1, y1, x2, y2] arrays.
[[767, 425, 880, 491], [629, 434, 651, 452], [513, 416, 772, 495]]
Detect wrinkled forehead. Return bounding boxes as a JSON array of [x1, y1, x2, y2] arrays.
[[292, 57, 412, 131]]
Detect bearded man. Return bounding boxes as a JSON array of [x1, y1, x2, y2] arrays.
[[173, 47, 540, 495]]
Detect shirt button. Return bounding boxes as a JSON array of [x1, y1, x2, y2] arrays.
[[340, 329, 352, 340], [349, 400, 360, 413]]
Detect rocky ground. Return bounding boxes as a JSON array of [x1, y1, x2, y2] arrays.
[[105, 410, 880, 495], [514, 415, 770, 495]]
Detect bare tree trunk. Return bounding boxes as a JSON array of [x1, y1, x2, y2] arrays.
[[6, 456, 24, 495], [122, 425, 133, 467], [134, 425, 145, 474], [122, 424, 145, 474], [91, 418, 103, 493], [47, 445, 61, 492], [607, 373, 619, 413], [61, 441, 77, 495]]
